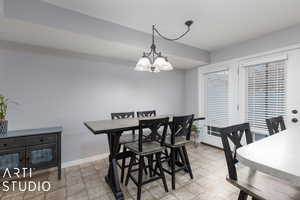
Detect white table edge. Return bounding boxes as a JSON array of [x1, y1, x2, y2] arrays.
[[237, 145, 300, 186]]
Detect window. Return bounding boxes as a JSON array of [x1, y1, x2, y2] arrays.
[[205, 70, 229, 136], [246, 60, 286, 133]]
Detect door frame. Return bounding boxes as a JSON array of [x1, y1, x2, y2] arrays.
[[198, 62, 238, 148], [285, 49, 300, 129]]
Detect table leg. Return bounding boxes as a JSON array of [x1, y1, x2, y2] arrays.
[[105, 132, 124, 200]]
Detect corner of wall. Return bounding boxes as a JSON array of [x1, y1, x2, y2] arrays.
[[0, 0, 4, 17], [184, 68, 200, 114]]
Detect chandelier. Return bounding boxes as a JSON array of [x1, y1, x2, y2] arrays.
[[135, 20, 193, 72]]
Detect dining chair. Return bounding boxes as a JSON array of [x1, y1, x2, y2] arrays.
[[137, 109, 170, 171], [111, 112, 137, 183], [137, 110, 171, 161], [220, 123, 298, 200], [137, 110, 156, 118], [266, 116, 286, 135], [125, 117, 169, 200], [111, 112, 136, 140], [163, 114, 194, 190]]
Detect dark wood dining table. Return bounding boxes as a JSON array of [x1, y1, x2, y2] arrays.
[[84, 115, 205, 200]]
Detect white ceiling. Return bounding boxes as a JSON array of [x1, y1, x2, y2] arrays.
[[0, 18, 204, 69], [44, 0, 300, 50]]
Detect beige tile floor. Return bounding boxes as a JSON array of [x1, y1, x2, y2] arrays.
[[0, 144, 242, 200]]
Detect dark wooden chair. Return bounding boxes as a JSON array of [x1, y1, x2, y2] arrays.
[[137, 110, 171, 165], [137, 110, 161, 153], [111, 112, 137, 144], [125, 117, 169, 200], [163, 114, 194, 190], [220, 123, 300, 200], [266, 116, 286, 136], [111, 112, 137, 183], [137, 110, 156, 118]]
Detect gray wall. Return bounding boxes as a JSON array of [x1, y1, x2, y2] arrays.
[[184, 68, 199, 114], [211, 24, 300, 63], [0, 43, 186, 163], [0, 0, 3, 17]]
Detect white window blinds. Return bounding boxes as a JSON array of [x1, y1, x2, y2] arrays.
[[247, 60, 286, 133], [206, 70, 229, 135]]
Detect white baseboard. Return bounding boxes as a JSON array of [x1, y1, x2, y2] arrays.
[[62, 153, 109, 168]]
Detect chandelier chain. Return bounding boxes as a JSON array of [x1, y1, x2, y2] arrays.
[[153, 26, 191, 42]]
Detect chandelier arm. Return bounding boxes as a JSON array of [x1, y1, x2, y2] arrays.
[[153, 26, 191, 41]]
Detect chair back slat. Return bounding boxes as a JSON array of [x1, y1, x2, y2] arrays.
[[138, 117, 168, 152], [219, 123, 253, 180], [111, 112, 135, 136], [137, 110, 156, 118], [170, 115, 194, 145], [266, 116, 286, 135], [111, 112, 135, 120]]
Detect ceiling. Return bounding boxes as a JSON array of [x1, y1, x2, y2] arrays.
[[0, 18, 204, 69], [1, 0, 300, 70], [43, 0, 300, 50]]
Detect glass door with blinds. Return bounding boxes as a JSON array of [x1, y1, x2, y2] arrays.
[[200, 49, 300, 147], [201, 70, 230, 147], [246, 60, 286, 135], [239, 50, 300, 138]]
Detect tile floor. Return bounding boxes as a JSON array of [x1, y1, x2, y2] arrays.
[[0, 144, 242, 200]]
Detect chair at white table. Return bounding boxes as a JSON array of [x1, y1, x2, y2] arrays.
[[220, 122, 300, 200], [266, 116, 286, 136]]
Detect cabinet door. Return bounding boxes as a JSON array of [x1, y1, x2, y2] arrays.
[[0, 148, 26, 174], [27, 144, 57, 170]]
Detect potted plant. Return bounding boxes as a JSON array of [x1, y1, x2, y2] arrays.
[[191, 124, 199, 147], [191, 125, 198, 136], [0, 94, 17, 134]]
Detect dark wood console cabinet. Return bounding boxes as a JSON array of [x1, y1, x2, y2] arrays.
[[0, 126, 62, 179]]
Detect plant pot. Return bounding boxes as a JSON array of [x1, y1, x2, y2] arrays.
[[191, 131, 198, 137], [0, 120, 8, 134]]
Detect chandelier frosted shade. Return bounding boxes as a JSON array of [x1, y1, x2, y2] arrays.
[[135, 56, 173, 72], [134, 57, 151, 71], [153, 57, 166, 67], [153, 57, 173, 71]]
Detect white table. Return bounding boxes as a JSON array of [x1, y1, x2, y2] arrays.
[[237, 128, 300, 186]]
